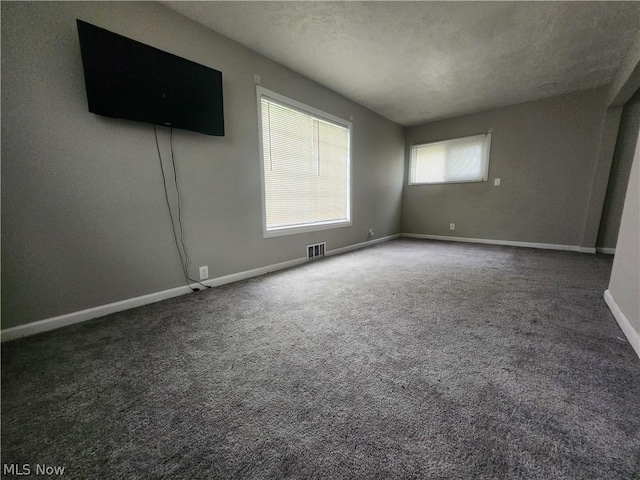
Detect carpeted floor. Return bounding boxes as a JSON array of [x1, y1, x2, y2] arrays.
[[2, 239, 639, 479]]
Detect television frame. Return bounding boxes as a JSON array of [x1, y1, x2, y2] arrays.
[[76, 19, 225, 136]]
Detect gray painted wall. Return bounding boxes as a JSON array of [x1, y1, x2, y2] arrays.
[[1, 2, 404, 329], [608, 129, 640, 337], [402, 89, 610, 247], [598, 91, 640, 249]]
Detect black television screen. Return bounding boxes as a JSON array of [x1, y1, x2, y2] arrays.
[[76, 19, 224, 136]]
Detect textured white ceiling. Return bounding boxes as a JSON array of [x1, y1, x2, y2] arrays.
[[164, 1, 640, 126]]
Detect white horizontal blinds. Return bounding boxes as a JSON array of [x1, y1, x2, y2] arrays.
[[261, 97, 349, 230], [316, 121, 349, 222], [411, 133, 490, 184]]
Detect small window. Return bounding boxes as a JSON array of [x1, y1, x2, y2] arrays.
[[257, 87, 351, 237], [409, 133, 492, 185]]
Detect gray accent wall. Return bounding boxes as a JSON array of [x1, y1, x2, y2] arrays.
[[608, 128, 640, 338], [1, 2, 404, 329], [598, 91, 640, 249], [402, 89, 611, 247], [605, 35, 640, 350]]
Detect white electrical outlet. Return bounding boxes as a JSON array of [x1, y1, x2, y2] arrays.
[[450, 223, 455, 230], [199, 266, 209, 280], [368, 228, 374, 237], [494, 178, 501, 186]]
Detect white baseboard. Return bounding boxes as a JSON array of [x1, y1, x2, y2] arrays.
[[0, 234, 400, 342], [596, 247, 616, 255], [402, 233, 597, 254], [327, 233, 401, 257], [604, 290, 640, 359], [0, 285, 193, 343], [0, 256, 307, 343]]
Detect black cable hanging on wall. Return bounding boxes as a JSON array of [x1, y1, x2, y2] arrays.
[[154, 125, 211, 291]]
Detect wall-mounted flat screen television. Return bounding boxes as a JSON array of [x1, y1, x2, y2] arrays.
[[76, 19, 225, 136]]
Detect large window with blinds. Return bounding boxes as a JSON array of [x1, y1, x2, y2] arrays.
[[257, 87, 352, 237], [409, 133, 492, 185]]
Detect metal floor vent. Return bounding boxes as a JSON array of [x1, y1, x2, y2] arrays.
[[307, 242, 326, 260]]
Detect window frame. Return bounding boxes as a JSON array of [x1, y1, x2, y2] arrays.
[[257, 86, 353, 238], [408, 132, 492, 185]]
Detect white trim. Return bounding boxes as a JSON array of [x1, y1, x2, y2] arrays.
[[264, 219, 352, 239], [327, 234, 401, 257], [596, 247, 616, 255], [483, 132, 492, 182], [257, 86, 351, 128], [0, 285, 196, 342], [604, 289, 640, 359], [401, 233, 597, 253], [257, 87, 269, 237], [1, 256, 306, 343], [0, 235, 399, 342]]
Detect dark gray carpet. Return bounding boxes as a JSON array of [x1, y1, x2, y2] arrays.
[[2, 239, 639, 479]]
